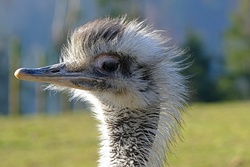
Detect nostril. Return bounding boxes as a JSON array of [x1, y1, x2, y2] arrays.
[[49, 63, 66, 74], [51, 69, 60, 73]]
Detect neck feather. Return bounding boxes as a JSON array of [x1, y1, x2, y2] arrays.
[[97, 105, 161, 167], [69, 90, 183, 167]]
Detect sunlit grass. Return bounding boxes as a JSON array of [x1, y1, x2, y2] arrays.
[[169, 101, 250, 167], [0, 101, 249, 167], [0, 112, 99, 167]]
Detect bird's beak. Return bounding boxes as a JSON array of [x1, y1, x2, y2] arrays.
[[14, 63, 103, 90]]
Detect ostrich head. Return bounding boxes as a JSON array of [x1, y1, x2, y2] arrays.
[[15, 17, 188, 167]]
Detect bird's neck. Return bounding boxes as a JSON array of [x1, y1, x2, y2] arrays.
[[98, 105, 160, 167]]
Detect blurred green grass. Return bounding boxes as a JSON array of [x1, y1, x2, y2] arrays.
[[0, 101, 249, 167]]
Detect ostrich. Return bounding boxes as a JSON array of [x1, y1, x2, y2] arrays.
[[14, 17, 188, 167]]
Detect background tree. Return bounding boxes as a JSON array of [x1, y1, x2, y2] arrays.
[[182, 31, 221, 102], [223, 0, 250, 99]]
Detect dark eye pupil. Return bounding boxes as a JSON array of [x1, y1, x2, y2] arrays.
[[102, 61, 119, 72]]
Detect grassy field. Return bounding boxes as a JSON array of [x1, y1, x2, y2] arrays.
[[0, 101, 249, 167]]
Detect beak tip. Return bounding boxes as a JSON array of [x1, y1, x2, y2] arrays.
[[14, 68, 23, 79]]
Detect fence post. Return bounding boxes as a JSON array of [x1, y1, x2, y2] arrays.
[[9, 37, 21, 116]]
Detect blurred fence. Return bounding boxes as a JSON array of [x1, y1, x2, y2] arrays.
[[0, 0, 137, 115], [0, 0, 249, 116]]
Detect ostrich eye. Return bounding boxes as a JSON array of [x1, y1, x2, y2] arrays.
[[101, 60, 119, 72], [96, 55, 120, 74]]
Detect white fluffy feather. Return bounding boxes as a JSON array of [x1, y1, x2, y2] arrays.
[[49, 17, 188, 167]]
